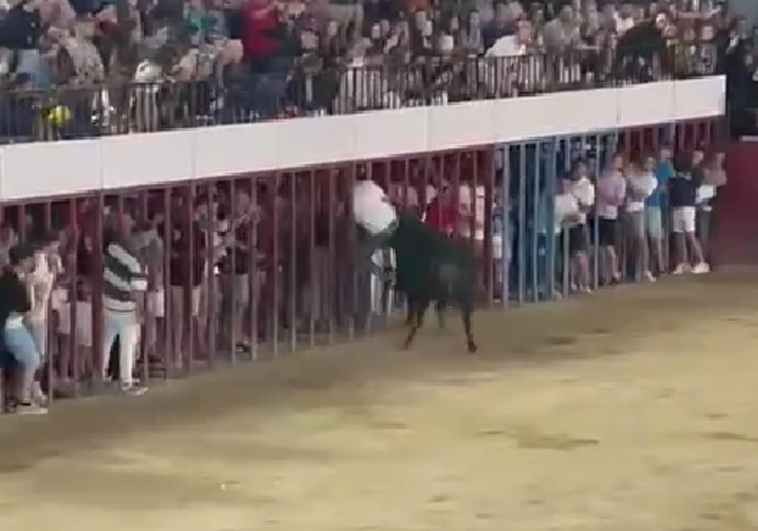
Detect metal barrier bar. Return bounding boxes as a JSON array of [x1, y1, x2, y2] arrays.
[[483, 149, 495, 307], [517, 144, 527, 304], [545, 139, 558, 300], [499, 144, 510, 309], [161, 187, 172, 376], [288, 173, 297, 352], [592, 133, 602, 291], [327, 168, 337, 345]]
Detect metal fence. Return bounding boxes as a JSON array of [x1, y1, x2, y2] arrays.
[[0, 118, 719, 411], [0, 42, 719, 145]]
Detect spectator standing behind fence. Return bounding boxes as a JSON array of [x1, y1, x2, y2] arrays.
[[25, 231, 62, 405], [647, 143, 673, 277], [596, 152, 626, 285], [625, 155, 657, 282], [101, 211, 149, 396], [566, 158, 594, 293], [669, 152, 709, 275], [697, 149, 727, 266], [0, 243, 47, 414]]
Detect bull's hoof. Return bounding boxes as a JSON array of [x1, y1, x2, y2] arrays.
[[467, 341, 478, 354]]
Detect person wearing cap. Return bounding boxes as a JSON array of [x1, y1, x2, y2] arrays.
[[0, 243, 47, 414]]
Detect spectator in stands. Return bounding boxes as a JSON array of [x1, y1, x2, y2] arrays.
[[0, 243, 46, 414], [596, 152, 626, 285], [669, 151, 709, 275], [566, 158, 594, 293], [101, 210, 148, 395], [625, 155, 657, 282], [482, 1, 518, 50]]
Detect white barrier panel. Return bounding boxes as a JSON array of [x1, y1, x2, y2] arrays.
[[0, 76, 724, 201]]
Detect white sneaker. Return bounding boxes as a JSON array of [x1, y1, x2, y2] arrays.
[[31, 382, 48, 407], [15, 402, 48, 415], [692, 262, 710, 274], [644, 271, 657, 282], [673, 264, 687, 275], [120, 383, 148, 397]]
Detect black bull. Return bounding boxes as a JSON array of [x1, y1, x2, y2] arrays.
[[385, 213, 478, 354]]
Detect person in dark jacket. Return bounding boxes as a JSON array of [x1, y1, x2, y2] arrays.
[[669, 152, 709, 275]]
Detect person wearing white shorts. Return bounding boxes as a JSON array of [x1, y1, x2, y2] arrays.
[[671, 205, 696, 234], [669, 153, 708, 275]]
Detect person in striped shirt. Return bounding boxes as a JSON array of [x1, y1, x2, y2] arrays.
[[102, 211, 148, 396]]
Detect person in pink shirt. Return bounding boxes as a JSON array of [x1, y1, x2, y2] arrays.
[[595, 153, 627, 285]]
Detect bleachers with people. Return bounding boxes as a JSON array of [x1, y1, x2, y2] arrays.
[[0, 0, 724, 143]]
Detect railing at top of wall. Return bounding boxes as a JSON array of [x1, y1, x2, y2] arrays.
[[0, 41, 719, 146]]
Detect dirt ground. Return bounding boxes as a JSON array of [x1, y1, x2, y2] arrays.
[[3, 270, 758, 531]]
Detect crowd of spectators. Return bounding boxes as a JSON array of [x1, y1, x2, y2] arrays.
[[0, 0, 726, 141], [0, 128, 727, 415], [724, 12, 758, 137]]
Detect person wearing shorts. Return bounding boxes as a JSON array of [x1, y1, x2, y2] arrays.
[[595, 153, 627, 285], [669, 152, 709, 275], [566, 160, 595, 293]]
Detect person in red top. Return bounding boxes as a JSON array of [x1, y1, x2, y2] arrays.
[[424, 184, 456, 235], [240, 0, 284, 71]]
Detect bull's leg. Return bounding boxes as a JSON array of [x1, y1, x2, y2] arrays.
[[405, 296, 416, 327], [403, 300, 429, 350], [461, 302, 477, 354], [435, 300, 447, 331]]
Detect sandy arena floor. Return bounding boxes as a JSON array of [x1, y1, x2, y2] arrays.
[[2, 270, 758, 531]]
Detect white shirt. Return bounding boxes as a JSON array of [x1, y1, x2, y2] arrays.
[[458, 184, 486, 241], [555, 193, 579, 234], [626, 173, 657, 213], [352, 180, 397, 235], [486, 35, 527, 57], [569, 177, 595, 224], [615, 15, 635, 35], [697, 184, 716, 205], [27, 252, 56, 323]]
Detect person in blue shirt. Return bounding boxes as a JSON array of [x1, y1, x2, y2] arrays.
[[646, 144, 673, 275]]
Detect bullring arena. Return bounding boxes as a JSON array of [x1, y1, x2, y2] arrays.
[[2, 269, 758, 531]]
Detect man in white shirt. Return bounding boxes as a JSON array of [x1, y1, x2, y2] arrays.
[[352, 169, 398, 281]]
